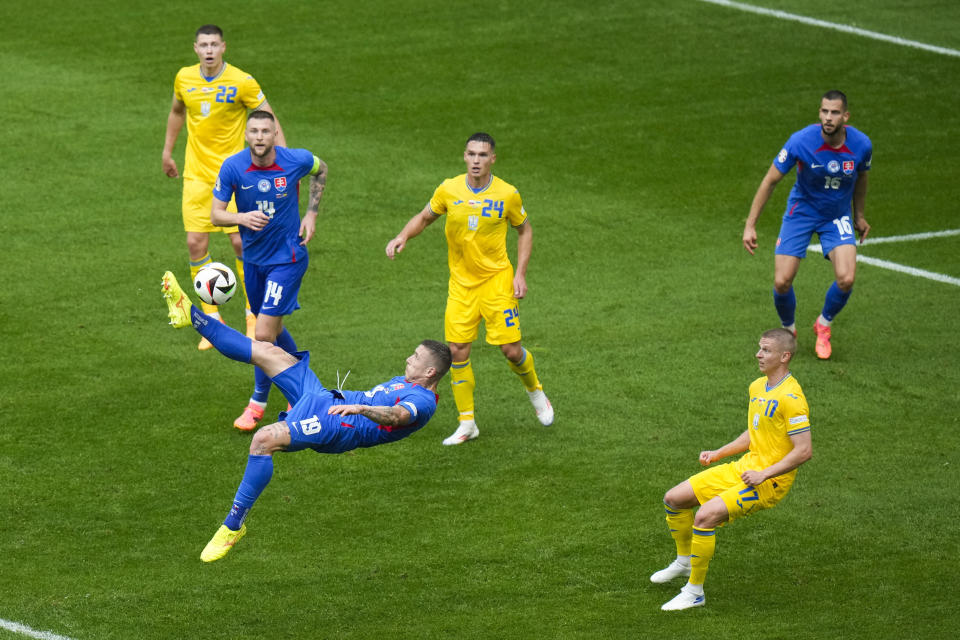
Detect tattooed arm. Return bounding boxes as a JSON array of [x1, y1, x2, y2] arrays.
[[299, 157, 328, 245], [326, 403, 413, 427]]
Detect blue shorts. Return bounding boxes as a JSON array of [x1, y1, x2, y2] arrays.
[[244, 259, 309, 317], [775, 206, 857, 259], [271, 352, 362, 454]]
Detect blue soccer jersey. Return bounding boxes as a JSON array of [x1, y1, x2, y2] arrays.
[[213, 146, 318, 265], [773, 124, 872, 220], [337, 376, 439, 445], [273, 353, 440, 454]]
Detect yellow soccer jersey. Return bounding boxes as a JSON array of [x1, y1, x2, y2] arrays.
[[429, 174, 528, 288], [173, 63, 265, 182], [741, 373, 811, 484]]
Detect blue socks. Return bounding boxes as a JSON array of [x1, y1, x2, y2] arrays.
[[822, 282, 852, 322], [772, 287, 796, 327], [224, 454, 274, 531], [191, 306, 252, 363]]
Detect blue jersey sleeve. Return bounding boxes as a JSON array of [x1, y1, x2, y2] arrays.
[[213, 158, 237, 203], [396, 387, 438, 428], [773, 132, 801, 175]]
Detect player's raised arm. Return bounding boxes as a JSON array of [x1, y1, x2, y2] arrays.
[[386, 205, 440, 259], [743, 164, 786, 255], [699, 430, 750, 466], [162, 96, 186, 178]]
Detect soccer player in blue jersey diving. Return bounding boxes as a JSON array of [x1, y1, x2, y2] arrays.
[[161, 272, 452, 562], [743, 90, 872, 359]]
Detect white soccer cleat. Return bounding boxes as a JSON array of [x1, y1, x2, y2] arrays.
[[528, 388, 554, 426], [650, 559, 692, 584], [442, 420, 479, 446], [661, 585, 705, 611]]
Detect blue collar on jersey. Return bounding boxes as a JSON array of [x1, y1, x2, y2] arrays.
[[201, 63, 227, 83], [464, 175, 493, 194], [765, 372, 792, 392]]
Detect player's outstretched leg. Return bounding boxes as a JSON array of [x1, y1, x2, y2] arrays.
[[200, 524, 247, 563], [161, 271, 192, 328]]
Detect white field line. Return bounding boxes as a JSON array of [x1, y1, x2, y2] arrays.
[[697, 0, 960, 58], [808, 229, 960, 287], [0, 619, 76, 640]]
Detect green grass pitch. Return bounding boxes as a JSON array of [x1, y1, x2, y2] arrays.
[[1, 1, 958, 638]]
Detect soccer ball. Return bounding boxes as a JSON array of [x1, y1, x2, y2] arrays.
[[193, 262, 237, 305]]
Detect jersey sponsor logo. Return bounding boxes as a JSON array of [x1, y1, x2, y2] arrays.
[[274, 177, 287, 191], [777, 149, 788, 163], [842, 160, 854, 174], [258, 179, 271, 192], [241, 184, 254, 190], [827, 160, 840, 174], [810, 162, 824, 169], [789, 415, 808, 424], [453, 200, 464, 205], [186, 87, 197, 93]]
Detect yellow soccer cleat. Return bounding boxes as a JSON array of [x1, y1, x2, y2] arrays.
[[161, 271, 192, 329], [245, 313, 257, 340], [201, 524, 246, 563]]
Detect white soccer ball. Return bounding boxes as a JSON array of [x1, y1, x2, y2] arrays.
[[193, 262, 237, 305]]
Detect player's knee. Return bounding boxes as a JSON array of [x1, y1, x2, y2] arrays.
[[663, 485, 692, 510], [694, 500, 728, 528], [500, 341, 523, 362], [773, 277, 793, 293], [836, 273, 855, 290], [249, 428, 276, 455]]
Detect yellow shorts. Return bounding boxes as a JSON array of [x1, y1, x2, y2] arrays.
[[688, 457, 793, 523], [445, 268, 522, 345], [182, 178, 238, 233]]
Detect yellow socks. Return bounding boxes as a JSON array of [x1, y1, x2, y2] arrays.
[[190, 254, 218, 315], [664, 504, 694, 557], [689, 526, 716, 585], [450, 360, 476, 423], [507, 348, 541, 392]]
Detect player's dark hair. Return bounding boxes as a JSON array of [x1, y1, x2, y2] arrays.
[[822, 89, 848, 110], [248, 110, 276, 123], [195, 24, 224, 40], [762, 328, 797, 358], [420, 340, 452, 381], [466, 132, 495, 151]]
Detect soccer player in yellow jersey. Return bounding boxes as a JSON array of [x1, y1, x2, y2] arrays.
[[386, 133, 553, 445], [651, 328, 812, 611], [161, 24, 286, 350]]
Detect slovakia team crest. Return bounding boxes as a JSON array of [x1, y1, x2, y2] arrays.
[[274, 177, 287, 192], [842, 161, 855, 174]]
